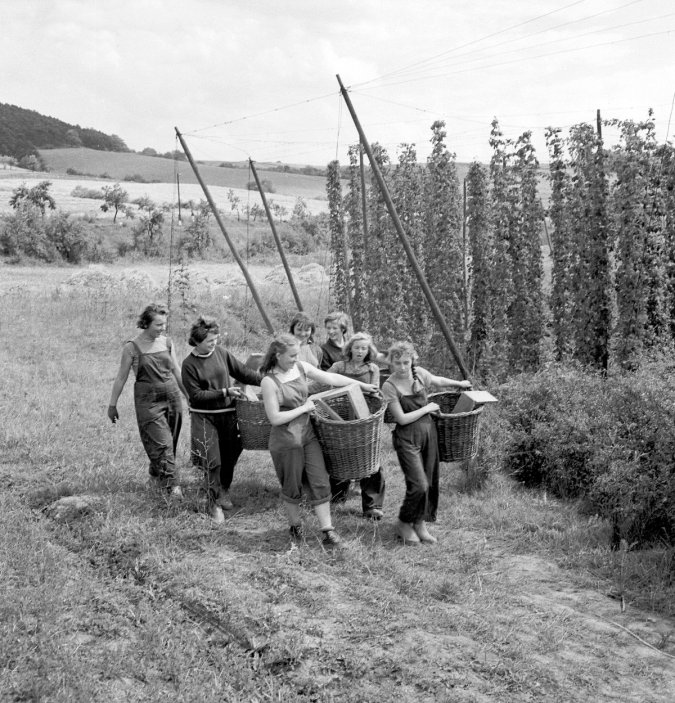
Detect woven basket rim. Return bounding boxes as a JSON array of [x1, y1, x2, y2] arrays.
[[435, 405, 484, 420], [313, 400, 385, 426]]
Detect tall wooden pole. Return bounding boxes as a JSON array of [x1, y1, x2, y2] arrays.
[[336, 75, 470, 379], [249, 158, 304, 311], [175, 128, 275, 336]]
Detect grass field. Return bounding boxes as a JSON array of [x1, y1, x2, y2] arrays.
[[1, 262, 674, 702]]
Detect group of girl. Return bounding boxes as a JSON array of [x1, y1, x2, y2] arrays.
[[108, 304, 469, 547]]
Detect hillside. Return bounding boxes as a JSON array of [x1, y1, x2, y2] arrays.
[[39, 148, 330, 200], [0, 102, 128, 161]]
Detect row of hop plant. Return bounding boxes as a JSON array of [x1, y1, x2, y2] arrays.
[[495, 358, 675, 548]]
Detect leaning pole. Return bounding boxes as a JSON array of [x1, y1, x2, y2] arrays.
[[336, 75, 470, 379], [249, 158, 304, 311], [174, 128, 275, 336]]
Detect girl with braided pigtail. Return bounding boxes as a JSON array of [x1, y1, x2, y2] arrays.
[[381, 342, 471, 544]]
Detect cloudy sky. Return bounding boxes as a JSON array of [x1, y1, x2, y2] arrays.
[[4, 0, 674, 165]]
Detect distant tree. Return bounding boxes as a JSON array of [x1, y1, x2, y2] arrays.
[[132, 209, 165, 256], [132, 195, 156, 212], [180, 200, 212, 259], [100, 183, 128, 223], [141, 147, 159, 157], [226, 189, 241, 220], [18, 154, 43, 171], [9, 180, 56, 215]]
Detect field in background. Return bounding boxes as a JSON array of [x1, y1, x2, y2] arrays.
[[0, 263, 674, 702]]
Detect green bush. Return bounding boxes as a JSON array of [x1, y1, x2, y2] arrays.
[[496, 360, 675, 547]]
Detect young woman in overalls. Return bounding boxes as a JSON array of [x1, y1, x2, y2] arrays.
[[108, 304, 188, 498], [260, 333, 377, 547], [381, 341, 471, 545]]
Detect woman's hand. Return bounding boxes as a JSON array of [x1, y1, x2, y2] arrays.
[[224, 386, 244, 399], [426, 402, 441, 415], [360, 383, 378, 395], [107, 405, 119, 423], [458, 380, 472, 390], [303, 399, 316, 414]]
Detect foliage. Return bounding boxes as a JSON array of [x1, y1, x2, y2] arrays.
[[509, 131, 544, 373], [247, 178, 275, 193], [326, 159, 350, 315], [179, 200, 212, 259], [424, 121, 464, 370], [345, 145, 367, 331], [499, 359, 675, 547], [466, 162, 492, 375], [611, 114, 667, 370], [131, 209, 165, 256], [0, 101, 128, 160], [0, 204, 106, 263], [9, 180, 56, 215], [71, 185, 104, 200], [100, 183, 129, 223]]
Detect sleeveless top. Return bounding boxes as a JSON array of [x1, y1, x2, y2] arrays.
[[128, 339, 179, 399], [266, 365, 315, 450]]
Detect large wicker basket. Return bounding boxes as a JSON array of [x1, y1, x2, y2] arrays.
[[311, 394, 385, 480], [429, 391, 483, 462], [235, 397, 271, 450]]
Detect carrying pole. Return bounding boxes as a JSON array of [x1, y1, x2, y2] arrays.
[[249, 158, 304, 311], [175, 128, 275, 336], [336, 75, 470, 379]]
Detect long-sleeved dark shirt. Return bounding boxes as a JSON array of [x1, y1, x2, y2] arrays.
[[181, 346, 262, 411]]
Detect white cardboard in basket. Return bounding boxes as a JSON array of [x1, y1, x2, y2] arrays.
[[451, 390, 498, 414]]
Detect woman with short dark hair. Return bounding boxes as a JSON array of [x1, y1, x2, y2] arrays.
[[181, 315, 263, 523], [108, 303, 187, 498]]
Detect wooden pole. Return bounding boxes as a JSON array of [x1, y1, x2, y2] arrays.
[[336, 75, 470, 379], [249, 158, 304, 311], [174, 128, 275, 336]]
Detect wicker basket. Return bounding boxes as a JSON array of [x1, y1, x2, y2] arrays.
[[235, 397, 271, 450], [311, 394, 385, 480], [429, 391, 483, 462]]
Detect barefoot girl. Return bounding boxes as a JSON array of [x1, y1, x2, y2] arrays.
[[261, 333, 377, 546], [381, 341, 471, 544], [327, 332, 386, 519], [108, 303, 188, 499]]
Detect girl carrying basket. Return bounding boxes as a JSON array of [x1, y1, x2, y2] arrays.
[[260, 333, 377, 547], [381, 341, 471, 545]]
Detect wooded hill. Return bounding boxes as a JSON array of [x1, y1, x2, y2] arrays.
[[0, 103, 128, 160]]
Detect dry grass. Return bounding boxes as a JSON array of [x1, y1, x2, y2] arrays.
[[1, 264, 674, 702]]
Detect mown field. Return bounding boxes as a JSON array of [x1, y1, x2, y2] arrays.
[[1, 262, 674, 702]]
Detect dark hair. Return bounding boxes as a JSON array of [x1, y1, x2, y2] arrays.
[[188, 316, 220, 347], [260, 333, 299, 374], [324, 311, 350, 335], [137, 303, 168, 329], [343, 332, 377, 363], [289, 312, 316, 341]]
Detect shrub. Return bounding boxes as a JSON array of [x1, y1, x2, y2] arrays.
[[71, 185, 104, 200], [496, 360, 675, 547]]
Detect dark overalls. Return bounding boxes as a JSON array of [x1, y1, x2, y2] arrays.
[[329, 363, 386, 512], [131, 340, 182, 488], [267, 367, 331, 506], [385, 379, 440, 524]]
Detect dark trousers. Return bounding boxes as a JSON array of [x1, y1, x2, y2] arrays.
[[134, 384, 182, 487], [392, 423, 439, 524], [330, 468, 386, 512], [190, 411, 242, 502]]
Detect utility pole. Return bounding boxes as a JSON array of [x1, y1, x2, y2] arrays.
[[249, 158, 303, 311], [175, 128, 275, 336], [336, 75, 470, 379]]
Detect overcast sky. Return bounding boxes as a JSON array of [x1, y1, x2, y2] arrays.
[[4, 0, 674, 165]]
